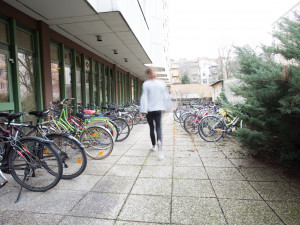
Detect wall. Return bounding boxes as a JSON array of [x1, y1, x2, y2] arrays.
[[211, 82, 223, 101], [223, 78, 245, 103], [170, 84, 212, 100]]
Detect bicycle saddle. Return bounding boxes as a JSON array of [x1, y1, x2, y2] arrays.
[[101, 106, 108, 110], [29, 110, 50, 118], [76, 112, 93, 120], [0, 112, 23, 122], [83, 110, 96, 115]]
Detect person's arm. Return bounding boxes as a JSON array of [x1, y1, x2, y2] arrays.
[[139, 83, 148, 114]]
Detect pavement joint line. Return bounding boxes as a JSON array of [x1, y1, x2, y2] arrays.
[[62, 127, 144, 224], [169, 118, 176, 224], [190, 130, 229, 225], [114, 134, 153, 224]]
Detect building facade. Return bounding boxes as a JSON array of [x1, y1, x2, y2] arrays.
[[0, 0, 169, 121], [170, 58, 220, 85]]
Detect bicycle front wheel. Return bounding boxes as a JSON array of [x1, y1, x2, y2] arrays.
[[9, 138, 63, 192], [46, 133, 87, 179], [80, 126, 114, 159], [184, 114, 200, 134], [198, 115, 225, 142], [112, 118, 130, 142]]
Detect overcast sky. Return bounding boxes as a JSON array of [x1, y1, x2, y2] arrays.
[[168, 0, 300, 59]]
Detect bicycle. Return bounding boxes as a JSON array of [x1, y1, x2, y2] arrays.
[[198, 111, 243, 142], [0, 112, 63, 201]]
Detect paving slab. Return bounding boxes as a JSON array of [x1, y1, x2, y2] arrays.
[[59, 216, 114, 225], [173, 179, 215, 197], [211, 180, 262, 200], [173, 166, 208, 179], [91, 176, 136, 194], [53, 174, 102, 192], [1, 211, 63, 225], [69, 192, 127, 219], [201, 157, 235, 167], [119, 195, 171, 223], [268, 201, 300, 225], [139, 165, 173, 178], [219, 199, 283, 225], [145, 156, 173, 166], [117, 156, 147, 165], [206, 167, 245, 180], [172, 196, 226, 224], [131, 178, 172, 196], [173, 157, 203, 167], [106, 165, 142, 177], [250, 181, 300, 201], [239, 168, 286, 182]]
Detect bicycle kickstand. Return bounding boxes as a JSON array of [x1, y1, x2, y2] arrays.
[[15, 169, 29, 203]]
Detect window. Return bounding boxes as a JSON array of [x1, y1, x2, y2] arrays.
[[17, 29, 33, 51], [0, 53, 9, 102], [203, 79, 207, 84], [64, 50, 72, 99], [50, 44, 60, 101], [76, 53, 82, 103]]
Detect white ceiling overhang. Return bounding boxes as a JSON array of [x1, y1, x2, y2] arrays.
[[5, 0, 152, 80]]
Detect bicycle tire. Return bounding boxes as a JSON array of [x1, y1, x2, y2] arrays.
[[198, 115, 225, 142], [87, 120, 117, 141], [112, 118, 130, 142], [46, 133, 87, 179], [122, 114, 134, 130], [184, 114, 200, 134], [9, 137, 63, 192], [79, 126, 114, 160]]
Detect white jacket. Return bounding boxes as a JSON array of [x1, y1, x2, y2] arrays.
[[139, 79, 171, 113]]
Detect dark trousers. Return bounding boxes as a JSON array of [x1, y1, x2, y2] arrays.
[[146, 111, 162, 146]]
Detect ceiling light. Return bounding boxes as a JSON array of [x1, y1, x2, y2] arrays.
[[113, 49, 118, 54], [96, 35, 102, 42]]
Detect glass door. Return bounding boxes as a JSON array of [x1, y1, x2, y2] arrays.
[[17, 28, 37, 122], [0, 50, 13, 111]]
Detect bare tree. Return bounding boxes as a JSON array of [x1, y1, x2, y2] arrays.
[[217, 45, 238, 79]]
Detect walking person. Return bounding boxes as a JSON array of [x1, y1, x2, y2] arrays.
[[139, 67, 171, 160]]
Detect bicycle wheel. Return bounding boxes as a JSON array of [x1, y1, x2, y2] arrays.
[[184, 114, 199, 134], [180, 112, 191, 129], [80, 126, 114, 159], [198, 115, 225, 142], [133, 112, 141, 125], [122, 114, 134, 130], [9, 138, 63, 192], [88, 120, 117, 141], [112, 118, 130, 142], [46, 133, 87, 179]]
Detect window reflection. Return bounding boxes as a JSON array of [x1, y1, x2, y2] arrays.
[[0, 53, 9, 102], [86, 73, 90, 104], [18, 52, 37, 122], [51, 62, 60, 101], [76, 69, 82, 103], [65, 66, 72, 99]]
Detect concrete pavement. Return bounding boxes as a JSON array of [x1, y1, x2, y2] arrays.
[[1, 113, 300, 224]]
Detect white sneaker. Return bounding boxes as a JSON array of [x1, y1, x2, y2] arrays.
[[157, 140, 164, 160], [150, 146, 157, 152]]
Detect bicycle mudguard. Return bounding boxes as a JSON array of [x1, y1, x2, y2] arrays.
[[46, 133, 85, 149], [19, 136, 55, 145]]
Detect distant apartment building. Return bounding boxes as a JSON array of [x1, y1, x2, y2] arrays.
[[170, 58, 220, 85]]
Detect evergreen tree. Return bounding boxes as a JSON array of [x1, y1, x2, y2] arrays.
[[181, 72, 190, 84], [221, 14, 300, 162]]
